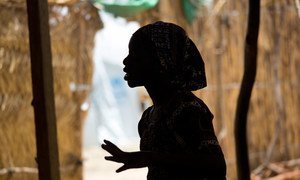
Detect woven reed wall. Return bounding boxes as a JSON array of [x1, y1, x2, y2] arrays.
[[0, 1, 101, 179]]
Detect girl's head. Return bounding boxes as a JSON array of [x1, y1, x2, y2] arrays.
[[123, 21, 207, 91]]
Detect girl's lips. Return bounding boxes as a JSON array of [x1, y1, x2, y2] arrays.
[[124, 73, 129, 80], [123, 67, 129, 73]]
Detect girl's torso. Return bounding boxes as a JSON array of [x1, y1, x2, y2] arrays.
[[138, 91, 226, 179]]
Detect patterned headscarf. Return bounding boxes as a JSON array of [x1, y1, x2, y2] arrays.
[[134, 21, 207, 91]]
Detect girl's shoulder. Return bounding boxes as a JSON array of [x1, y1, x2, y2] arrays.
[[167, 91, 213, 118]]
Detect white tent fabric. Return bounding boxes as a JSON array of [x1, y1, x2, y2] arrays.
[[83, 12, 141, 147]]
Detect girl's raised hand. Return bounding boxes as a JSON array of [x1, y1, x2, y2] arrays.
[[101, 139, 149, 172]]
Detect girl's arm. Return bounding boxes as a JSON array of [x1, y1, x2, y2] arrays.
[[101, 140, 225, 175]]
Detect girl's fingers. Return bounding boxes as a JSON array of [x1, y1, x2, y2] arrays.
[[101, 144, 109, 151], [116, 164, 129, 173], [101, 144, 116, 155], [102, 139, 130, 172], [104, 140, 121, 151], [104, 156, 123, 163], [101, 143, 122, 155], [102, 140, 124, 156]]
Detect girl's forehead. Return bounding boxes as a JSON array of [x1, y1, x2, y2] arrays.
[[128, 35, 135, 48], [128, 34, 139, 49], [129, 33, 150, 50], [130, 32, 143, 42]]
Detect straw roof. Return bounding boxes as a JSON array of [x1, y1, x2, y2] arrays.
[[0, 1, 101, 179]]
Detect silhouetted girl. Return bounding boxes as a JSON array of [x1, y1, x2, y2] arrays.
[[101, 21, 226, 179]]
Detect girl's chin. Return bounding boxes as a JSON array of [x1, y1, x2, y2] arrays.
[[126, 80, 143, 88], [124, 74, 144, 87]]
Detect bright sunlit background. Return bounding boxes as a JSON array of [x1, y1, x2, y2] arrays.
[[0, 0, 299, 180], [82, 12, 147, 179]]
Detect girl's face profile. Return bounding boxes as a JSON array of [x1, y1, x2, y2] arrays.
[[123, 34, 158, 87]]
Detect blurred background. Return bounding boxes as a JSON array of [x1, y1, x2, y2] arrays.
[[0, 0, 299, 179]]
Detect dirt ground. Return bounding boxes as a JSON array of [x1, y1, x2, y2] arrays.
[[83, 141, 147, 180]]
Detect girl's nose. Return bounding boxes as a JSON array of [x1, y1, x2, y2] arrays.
[[123, 56, 129, 65]]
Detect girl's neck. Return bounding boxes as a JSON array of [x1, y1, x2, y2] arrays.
[[145, 83, 181, 106]]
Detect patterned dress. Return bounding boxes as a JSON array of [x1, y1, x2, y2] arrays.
[[138, 91, 226, 180]]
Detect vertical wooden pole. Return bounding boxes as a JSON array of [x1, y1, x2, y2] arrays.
[[26, 0, 60, 179], [234, 0, 260, 179]]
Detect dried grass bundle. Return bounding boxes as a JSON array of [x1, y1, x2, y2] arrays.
[[0, 1, 101, 179]]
